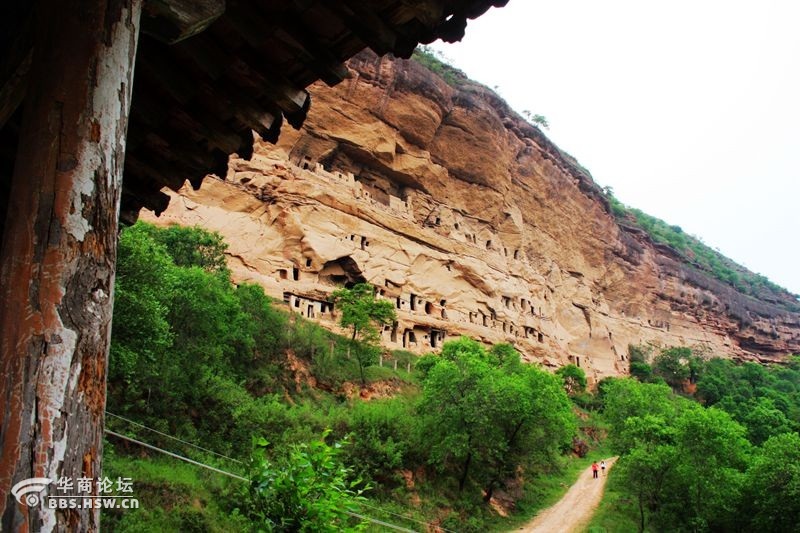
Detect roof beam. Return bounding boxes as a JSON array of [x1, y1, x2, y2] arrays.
[[141, 0, 225, 44]]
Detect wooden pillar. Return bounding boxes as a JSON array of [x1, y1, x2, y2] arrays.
[[0, 0, 142, 531]]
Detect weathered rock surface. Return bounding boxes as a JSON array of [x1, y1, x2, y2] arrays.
[[142, 51, 800, 381]]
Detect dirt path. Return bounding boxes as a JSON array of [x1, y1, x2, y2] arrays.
[[516, 457, 618, 533]]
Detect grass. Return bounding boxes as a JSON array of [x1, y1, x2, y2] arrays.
[[101, 445, 248, 532]]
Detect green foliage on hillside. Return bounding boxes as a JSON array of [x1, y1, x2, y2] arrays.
[[106, 222, 592, 532], [109, 222, 800, 532], [411, 45, 467, 87], [605, 190, 795, 305], [591, 350, 800, 532]]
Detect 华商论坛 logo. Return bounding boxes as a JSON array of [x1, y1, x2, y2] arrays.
[[11, 478, 52, 507]]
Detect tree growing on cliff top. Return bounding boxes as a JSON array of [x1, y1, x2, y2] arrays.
[[522, 109, 549, 130], [330, 283, 396, 386]]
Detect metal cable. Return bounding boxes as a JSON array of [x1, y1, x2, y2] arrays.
[[104, 429, 417, 532], [105, 411, 243, 464]]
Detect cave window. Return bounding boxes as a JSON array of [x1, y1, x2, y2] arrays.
[[403, 329, 417, 348], [509, 325, 514, 335], [278, 269, 288, 280], [360, 236, 367, 250], [307, 305, 314, 318], [294, 298, 300, 308], [441, 309, 447, 319], [454, 223, 460, 230], [292, 267, 299, 281], [504, 247, 508, 256], [482, 314, 488, 327], [538, 332, 544, 343], [283, 292, 291, 303], [320, 302, 327, 313], [305, 258, 312, 267], [410, 294, 417, 311], [486, 240, 492, 249], [396, 297, 402, 309], [431, 329, 443, 348], [502, 322, 507, 333], [575, 356, 581, 368], [350, 235, 355, 241], [514, 249, 519, 260], [391, 323, 398, 343], [425, 302, 432, 315], [435, 217, 441, 226]]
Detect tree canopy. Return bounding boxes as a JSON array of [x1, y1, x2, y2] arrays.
[[329, 283, 396, 386]]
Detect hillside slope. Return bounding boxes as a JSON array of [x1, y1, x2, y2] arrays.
[[143, 50, 800, 380]]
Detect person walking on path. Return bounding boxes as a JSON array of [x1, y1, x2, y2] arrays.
[[600, 460, 606, 476], [519, 457, 618, 533], [591, 461, 599, 479]]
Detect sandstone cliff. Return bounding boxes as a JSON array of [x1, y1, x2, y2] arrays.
[[142, 50, 800, 381]]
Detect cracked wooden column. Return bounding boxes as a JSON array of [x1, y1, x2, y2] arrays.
[[0, 0, 142, 530]]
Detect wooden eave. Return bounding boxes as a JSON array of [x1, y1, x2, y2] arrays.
[[0, 0, 508, 228]]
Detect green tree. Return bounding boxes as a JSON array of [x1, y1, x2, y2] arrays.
[[234, 283, 287, 368], [522, 110, 550, 129], [144, 223, 231, 279], [629, 361, 653, 382], [653, 347, 692, 390], [248, 432, 369, 532], [743, 432, 800, 532], [603, 379, 677, 454], [330, 283, 396, 386], [109, 224, 175, 399], [555, 364, 587, 395], [739, 397, 793, 445], [664, 406, 751, 532], [616, 415, 676, 532], [419, 338, 574, 497]]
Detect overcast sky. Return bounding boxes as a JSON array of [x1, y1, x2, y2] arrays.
[[432, 0, 800, 295]]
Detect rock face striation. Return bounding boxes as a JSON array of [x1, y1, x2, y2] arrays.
[[143, 51, 800, 381]]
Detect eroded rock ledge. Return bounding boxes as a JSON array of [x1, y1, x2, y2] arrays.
[[143, 51, 800, 380]]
